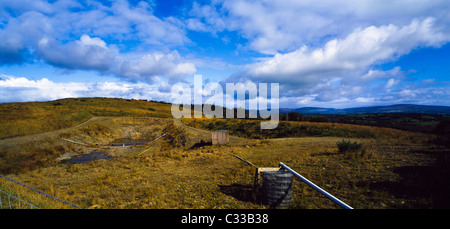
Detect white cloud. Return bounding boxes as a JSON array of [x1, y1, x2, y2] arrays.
[[360, 67, 402, 82], [187, 2, 227, 34], [276, 85, 450, 108], [0, 74, 88, 102], [78, 35, 107, 48], [37, 35, 118, 71], [248, 17, 447, 79], [116, 51, 196, 82], [0, 0, 190, 70], [215, 16, 450, 107], [186, 18, 209, 32], [190, 0, 450, 54], [355, 97, 375, 103], [238, 17, 449, 96], [0, 74, 174, 103], [35, 34, 197, 83], [1, 0, 450, 108], [385, 79, 397, 89]]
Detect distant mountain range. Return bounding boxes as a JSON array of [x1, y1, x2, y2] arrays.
[[280, 104, 450, 115]]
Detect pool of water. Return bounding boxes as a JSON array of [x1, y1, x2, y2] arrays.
[[60, 152, 115, 164], [110, 138, 150, 146]]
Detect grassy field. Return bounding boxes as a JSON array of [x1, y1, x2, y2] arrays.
[[1, 98, 449, 209], [0, 97, 171, 140]]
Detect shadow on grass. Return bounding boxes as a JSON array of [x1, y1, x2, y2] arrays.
[[218, 184, 262, 204], [189, 140, 212, 150], [368, 149, 450, 209], [309, 151, 338, 157]]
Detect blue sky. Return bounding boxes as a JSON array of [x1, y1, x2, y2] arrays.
[[0, 0, 449, 108]]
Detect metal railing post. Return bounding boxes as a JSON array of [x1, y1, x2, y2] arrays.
[[279, 162, 353, 209]]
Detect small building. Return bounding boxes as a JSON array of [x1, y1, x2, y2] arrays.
[[212, 130, 229, 145]]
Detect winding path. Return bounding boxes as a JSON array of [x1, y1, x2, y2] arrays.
[[0, 117, 104, 151]]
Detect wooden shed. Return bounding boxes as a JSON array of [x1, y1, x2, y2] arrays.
[[212, 130, 229, 145]]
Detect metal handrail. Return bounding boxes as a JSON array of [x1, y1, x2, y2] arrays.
[[279, 162, 353, 209]]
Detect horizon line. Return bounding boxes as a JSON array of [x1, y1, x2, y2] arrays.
[[1, 97, 450, 110]]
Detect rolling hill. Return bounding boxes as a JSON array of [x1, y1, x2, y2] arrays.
[[280, 104, 450, 115]]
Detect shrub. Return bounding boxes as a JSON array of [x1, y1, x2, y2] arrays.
[[336, 139, 364, 154], [435, 118, 450, 135], [160, 123, 187, 151]]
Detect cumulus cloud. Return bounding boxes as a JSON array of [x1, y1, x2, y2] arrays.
[[101, 0, 188, 46], [1, 0, 450, 108], [189, 0, 450, 54], [187, 2, 227, 34], [186, 18, 209, 32], [227, 17, 450, 103], [116, 51, 196, 83], [0, 10, 51, 64], [0, 0, 188, 49], [0, 0, 194, 83], [37, 35, 118, 71], [0, 74, 89, 102], [0, 74, 174, 103], [246, 17, 447, 80], [385, 79, 397, 89]]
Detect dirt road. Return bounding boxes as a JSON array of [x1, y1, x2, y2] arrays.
[[0, 117, 104, 151]]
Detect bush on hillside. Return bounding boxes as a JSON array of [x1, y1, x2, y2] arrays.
[[160, 123, 187, 151], [336, 139, 364, 154]]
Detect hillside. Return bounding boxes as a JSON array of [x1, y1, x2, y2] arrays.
[[281, 104, 450, 115], [280, 105, 450, 134], [1, 97, 450, 209], [0, 97, 173, 140]]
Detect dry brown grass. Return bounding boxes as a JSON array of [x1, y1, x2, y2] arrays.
[[2, 129, 446, 209], [1, 98, 449, 209], [0, 97, 172, 139]]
